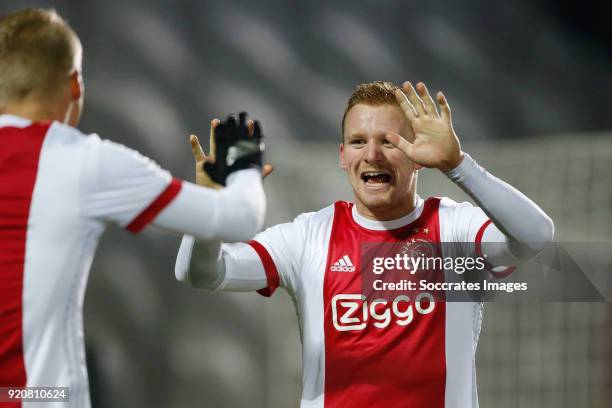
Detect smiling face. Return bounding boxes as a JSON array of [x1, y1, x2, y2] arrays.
[[340, 103, 419, 221]]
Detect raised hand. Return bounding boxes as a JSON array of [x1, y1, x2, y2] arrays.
[[387, 81, 463, 172], [189, 119, 222, 189], [189, 115, 273, 188]]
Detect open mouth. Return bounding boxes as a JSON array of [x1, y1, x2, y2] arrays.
[[361, 171, 392, 184]]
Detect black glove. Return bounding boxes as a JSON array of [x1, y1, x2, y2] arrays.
[[204, 112, 264, 186]]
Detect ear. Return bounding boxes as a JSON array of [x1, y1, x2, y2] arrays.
[[339, 143, 347, 170], [69, 71, 82, 101]]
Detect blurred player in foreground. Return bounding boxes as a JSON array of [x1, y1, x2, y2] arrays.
[[0, 8, 268, 408], [178, 81, 554, 407]]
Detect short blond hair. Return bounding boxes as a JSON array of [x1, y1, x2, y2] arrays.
[[341, 81, 401, 141], [0, 8, 81, 106]]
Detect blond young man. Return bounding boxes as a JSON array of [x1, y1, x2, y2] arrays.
[[176, 81, 554, 407], [0, 9, 267, 407]]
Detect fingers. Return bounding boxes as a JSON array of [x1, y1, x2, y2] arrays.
[[209, 118, 220, 161], [247, 119, 263, 140], [189, 134, 206, 163], [386, 132, 415, 160], [415, 82, 438, 117], [252, 120, 262, 140], [238, 112, 247, 127], [402, 81, 427, 116], [262, 164, 274, 179], [436, 91, 452, 123], [394, 89, 417, 121], [399, 81, 449, 121], [247, 119, 254, 137]]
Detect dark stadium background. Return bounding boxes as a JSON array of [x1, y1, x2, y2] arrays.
[[2, 1, 611, 407]]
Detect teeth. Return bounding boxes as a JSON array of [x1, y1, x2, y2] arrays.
[[363, 172, 387, 177]]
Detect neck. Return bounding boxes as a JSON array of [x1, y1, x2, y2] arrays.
[[2, 94, 68, 123], [355, 195, 417, 221]]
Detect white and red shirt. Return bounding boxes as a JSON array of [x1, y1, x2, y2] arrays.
[[0, 115, 181, 407], [226, 196, 495, 408]]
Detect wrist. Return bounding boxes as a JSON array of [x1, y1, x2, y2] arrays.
[[226, 168, 263, 186], [439, 151, 464, 173], [444, 152, 475, 181]]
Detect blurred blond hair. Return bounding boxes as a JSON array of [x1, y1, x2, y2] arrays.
[[0, 8, 81, 107]]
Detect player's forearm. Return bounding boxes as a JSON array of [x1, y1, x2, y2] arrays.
[[446, 153, 554, 255], [175, 235, 226, 289], [175, 237, 268, 291], [210, 168, 266, 241], [155, 168, 265, 242]]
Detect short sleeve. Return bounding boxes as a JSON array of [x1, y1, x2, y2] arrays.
[[247, 213, 311, 297], [439, 198, 490, 244], [439, 198, 516, 278], [79, 136, 182, 233]]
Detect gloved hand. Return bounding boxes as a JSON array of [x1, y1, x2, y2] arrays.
[[204, 112, 264, 186]]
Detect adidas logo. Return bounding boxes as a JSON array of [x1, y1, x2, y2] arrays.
[[331, 255, 356, 272]]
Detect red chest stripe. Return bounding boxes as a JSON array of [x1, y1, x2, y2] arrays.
[[323, 199, 446, 408], [0, 123, 50, 398]]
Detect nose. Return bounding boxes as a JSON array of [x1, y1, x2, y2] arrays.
[[363, 140, 384, 163]]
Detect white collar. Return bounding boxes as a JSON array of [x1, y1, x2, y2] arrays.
[[351, 196, 424, 231], [0, 114, 33, 128]]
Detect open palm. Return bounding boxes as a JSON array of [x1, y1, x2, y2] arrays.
[[387, 81, 463, 172]]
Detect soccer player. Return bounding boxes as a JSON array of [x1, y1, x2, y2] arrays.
[[0, 8, 267, 408], [176, 81, 554, 408]]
